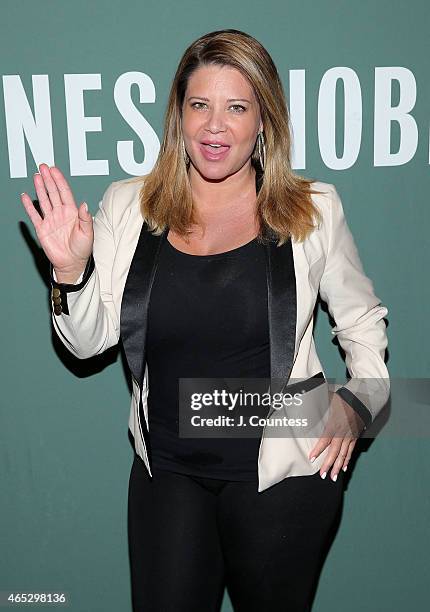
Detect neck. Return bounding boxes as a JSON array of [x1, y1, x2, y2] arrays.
[[188, 162, 257, 220]]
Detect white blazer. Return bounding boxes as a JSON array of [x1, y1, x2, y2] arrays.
[[49, 177, 389, 492]]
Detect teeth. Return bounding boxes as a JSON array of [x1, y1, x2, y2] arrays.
[[207, 144, 222, 148]]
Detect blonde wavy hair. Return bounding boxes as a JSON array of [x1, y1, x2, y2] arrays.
[[131, 29, 323, 245]]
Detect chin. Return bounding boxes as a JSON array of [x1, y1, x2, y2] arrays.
[[191, 160, 241, 182]]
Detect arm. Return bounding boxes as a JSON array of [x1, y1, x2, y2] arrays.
[[318, 184, 390, 427], [49, 182, 120, 359]]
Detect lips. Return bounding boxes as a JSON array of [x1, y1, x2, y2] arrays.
[[201, 140, 230, 146], [199, 143, 231, 161], [202, 143, 229, 152]]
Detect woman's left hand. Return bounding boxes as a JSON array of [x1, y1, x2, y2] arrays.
[[308, 391, 365, 481]]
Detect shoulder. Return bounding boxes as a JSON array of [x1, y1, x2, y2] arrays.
[[295, 180, 347, 252], [308, 180, 347, 232], [104, 176, 144, 204], [97, 176, 145, 227], [308, 180, 338, 216]]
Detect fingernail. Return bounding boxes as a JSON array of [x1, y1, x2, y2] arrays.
[[321, 471, 326, 479], [332, 473, 338, 482], [310, 456, 316, 463], [343, 465, 348, 472], [20, 192, 25, 196], [83, 202, 88, 213], [34, 172, 40, 175]]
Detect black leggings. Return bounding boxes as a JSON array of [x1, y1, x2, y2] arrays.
[[127, 454, 344, 612]]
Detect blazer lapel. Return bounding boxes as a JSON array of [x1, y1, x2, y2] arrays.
[[120, 222, 168, 388], [120, 221, 168, 462], [264, 232, 297, 397]]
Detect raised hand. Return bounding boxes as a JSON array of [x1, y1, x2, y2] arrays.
[[20, 163, 94, 284]]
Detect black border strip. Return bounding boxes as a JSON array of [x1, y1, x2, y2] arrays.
[[335, 386, 372, 429]]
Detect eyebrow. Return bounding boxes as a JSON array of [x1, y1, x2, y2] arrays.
[[187, 96, 252, 103]]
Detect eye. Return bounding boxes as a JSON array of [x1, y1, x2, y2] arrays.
[[230, 104, 246, 113], [191, 102, 207, 110]]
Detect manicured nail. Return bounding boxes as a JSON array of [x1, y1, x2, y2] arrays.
[[310, 456, 316, 463], [332, 473, 338, 482], [321, 471, 327, 479], [342, 465, 348, 472]]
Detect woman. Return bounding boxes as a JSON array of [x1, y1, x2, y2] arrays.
[[21, 29, 389, 612]]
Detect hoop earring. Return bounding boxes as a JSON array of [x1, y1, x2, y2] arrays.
[[181, 136, 190, 166], [257, 131, 266, 171]]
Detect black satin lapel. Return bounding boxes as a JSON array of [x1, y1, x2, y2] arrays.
[[120, 222, 168, 388], [264, 235, 297, 396]]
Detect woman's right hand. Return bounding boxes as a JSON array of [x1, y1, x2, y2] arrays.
[[20, 163, 94, 284]]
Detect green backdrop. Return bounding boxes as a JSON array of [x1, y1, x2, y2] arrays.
[[1, 1, 429, 610]]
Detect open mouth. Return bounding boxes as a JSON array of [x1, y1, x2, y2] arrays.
[[202, 143, 229, 150], [200, 143, 231, 159]]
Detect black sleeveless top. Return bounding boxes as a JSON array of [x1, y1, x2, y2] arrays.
[[146, 233, 270, 481]]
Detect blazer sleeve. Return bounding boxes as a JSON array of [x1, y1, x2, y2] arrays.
[[49, 181, 120, 359], [318, 184, 390, 427]]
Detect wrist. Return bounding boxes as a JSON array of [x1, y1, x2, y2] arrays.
[[53, 261, 88, 284]]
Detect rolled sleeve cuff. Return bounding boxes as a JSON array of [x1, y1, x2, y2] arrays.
[[49, 254, 95, 315], [335, 386, 373, 430]]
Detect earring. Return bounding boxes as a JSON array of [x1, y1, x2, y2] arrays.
[[257, 131, 266, 171], [181, 136, 190, 165]]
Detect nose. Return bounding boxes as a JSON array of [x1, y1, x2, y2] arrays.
[[204, 105, 227, 133]]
